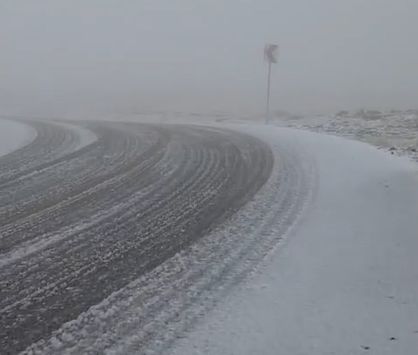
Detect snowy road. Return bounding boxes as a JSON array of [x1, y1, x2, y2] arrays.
[[1, 120, 417, 354], [0, 120, 274, 354]]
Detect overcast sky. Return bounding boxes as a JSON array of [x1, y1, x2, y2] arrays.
[[1, 0, 417, 117]]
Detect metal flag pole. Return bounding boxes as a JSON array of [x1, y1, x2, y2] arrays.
[[266, 60, 272, 124], [264, 43, 278, 124]]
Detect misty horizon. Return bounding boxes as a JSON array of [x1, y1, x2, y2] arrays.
[[1, 0, 418, 118]]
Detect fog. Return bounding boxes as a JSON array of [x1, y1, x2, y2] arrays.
[[1, 0, 418, 118]]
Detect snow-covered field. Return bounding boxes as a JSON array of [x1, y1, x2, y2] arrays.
[[0, 119, 36, 157]]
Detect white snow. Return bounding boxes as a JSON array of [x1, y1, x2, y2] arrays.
[[171, 125, 418, 355], [0, 119, 36, 157], [274, 110, 418, 162], [52, 120, 97, 150]]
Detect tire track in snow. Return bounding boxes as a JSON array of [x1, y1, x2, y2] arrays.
[[21, 124, 316, 355], [0, 120, 274, 354]]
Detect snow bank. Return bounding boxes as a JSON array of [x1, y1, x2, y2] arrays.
[[0, 119, 36, 157], [171, 125, 418, 355]]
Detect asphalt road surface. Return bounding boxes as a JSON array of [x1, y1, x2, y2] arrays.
[[0, 120, 274, 354]]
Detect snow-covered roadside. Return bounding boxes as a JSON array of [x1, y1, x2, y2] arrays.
[[0, 119, 36, 157], [171, 125, 418, 355], [274, 111, 418, 162]]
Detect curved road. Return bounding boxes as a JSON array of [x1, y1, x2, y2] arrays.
[[8, 121, 416, 355], [0, 120, 275, 354]]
